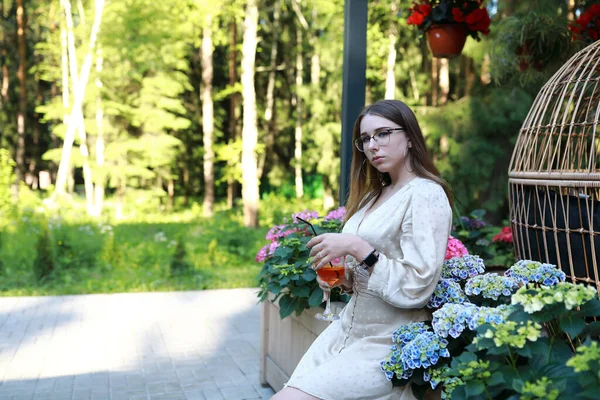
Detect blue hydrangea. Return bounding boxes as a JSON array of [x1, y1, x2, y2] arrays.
[[441, 255, 486, 281], [432, 303, 513, 338], [465, 273, 519, 300], [400, 332, 450, 370], [506, 260, 566, 286], [392, 321, 430, 345], [468, 304, 513, 330], [427, 279, 468, 309], [432, 303, 478, 338]]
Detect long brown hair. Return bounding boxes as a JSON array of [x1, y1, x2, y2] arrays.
[[344, 100, 453, 223]]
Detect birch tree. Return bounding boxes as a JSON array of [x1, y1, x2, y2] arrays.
[[241, 0, 259, 227], [15, 0, 26, 196], [384, 0, 399, 99], [202, 12, 215, 217], [54, 0, 104, 204]]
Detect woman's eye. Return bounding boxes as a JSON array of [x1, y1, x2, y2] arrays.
[[360, 137, 370, 144], [376, 131, 391, 139]]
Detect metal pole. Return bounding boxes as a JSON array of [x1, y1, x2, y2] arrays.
[[339, 0, 368, 206]]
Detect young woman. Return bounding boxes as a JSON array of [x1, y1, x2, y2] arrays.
[[272, 100, 453, 400]]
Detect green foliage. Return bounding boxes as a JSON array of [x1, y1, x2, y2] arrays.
[[452, 209, 516, 267], [0, 149, 15, 217], [33, 223, 54, 282], [419, 88, 534, 214], [170, 236, 191, 276], [441, 282, 600, 400], [490, 10, 573, 87], [256, 208, 347, 319]]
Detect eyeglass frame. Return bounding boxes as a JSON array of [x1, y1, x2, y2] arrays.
[[354, 127, 405, 152]]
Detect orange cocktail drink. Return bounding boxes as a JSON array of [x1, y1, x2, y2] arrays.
[[317, 264, 345, 287]]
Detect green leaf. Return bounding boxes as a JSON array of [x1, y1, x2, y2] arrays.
[[560, 317, 586, 338], [488, 371, 504, 386], [266, 283, 282, 295], [575, 298, 600, 318], [450, 385, 467, 400], [515, 345, 532, 357], [511, 378, 525, 392], [302, 268, 316, 281], [280, 277, 290, 285], [308, 287, 324, 307], [584, 321, 600, 336], [278, 295, 297, 319], [291, 285, 311, 298], [465, 381, 485, 397]]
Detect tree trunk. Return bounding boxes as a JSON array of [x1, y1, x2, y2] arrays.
[[567, 0, 575, 21], [202, 13, 215, 217], [0, 1, 8, 107], [439, 58, 449, 105], [384, 0, 398, 100], [227, 19, 240, 209], [241, 0, 259, 228], [28, 82, 41, 189], [15, 0, 27, 196], [257, 0, 280, 181], [294, 23, 304, 199], [55, 0, 105, 198], [60, 0, 95, 213], [481, 53, 491, 85], [465, 57, 475, 96], [94, 45, 105, 217], [431, 57, 439, 107], [167, 178, 174, 211]]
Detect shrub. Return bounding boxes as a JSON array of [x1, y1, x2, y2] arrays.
[[170, 236, 191, 276], [33, 224, 54, 282]]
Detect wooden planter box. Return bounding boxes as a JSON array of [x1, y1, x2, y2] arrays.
[[259, 297, 345, 392]]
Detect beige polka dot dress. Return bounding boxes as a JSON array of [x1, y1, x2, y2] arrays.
[[285, 177, 452, 400]]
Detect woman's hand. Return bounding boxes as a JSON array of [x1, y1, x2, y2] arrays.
[[307, 233, 373, 270]]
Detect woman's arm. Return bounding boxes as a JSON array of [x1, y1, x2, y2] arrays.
[[365, 185, 452, 308]]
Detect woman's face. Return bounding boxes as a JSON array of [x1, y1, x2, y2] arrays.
[[359, 114, 410, 174]]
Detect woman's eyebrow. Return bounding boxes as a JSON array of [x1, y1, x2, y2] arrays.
[[359, 127, 394, 136]]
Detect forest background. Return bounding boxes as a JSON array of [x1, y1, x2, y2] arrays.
[[0, 0, 595, 295]]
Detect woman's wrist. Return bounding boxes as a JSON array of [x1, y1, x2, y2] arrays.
[[350, 236, 375, 262]]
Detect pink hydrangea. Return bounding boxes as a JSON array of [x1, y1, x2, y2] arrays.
[[266, 225, 297, 241], [255, 241, 279, 263], [445, 236, 469, 260], [324, 206, 346, 222], [292, 210, 320, 223]]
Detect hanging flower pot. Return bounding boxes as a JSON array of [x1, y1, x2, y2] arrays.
[[406, 1, 491, 58], [426, 24, 468, 58]]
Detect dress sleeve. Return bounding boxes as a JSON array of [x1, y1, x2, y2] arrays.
[[366, 184, 452, 309]]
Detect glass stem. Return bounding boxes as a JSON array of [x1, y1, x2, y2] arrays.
[[324, 289, 332, 316]]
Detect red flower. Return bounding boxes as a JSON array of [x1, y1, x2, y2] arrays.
[[418, 3, 432, 17], [408, 11, 425, 26], [452, 7, 465, 23], [590, 4, 600, 16], [465, 8, 491, 35], [492, 227, 513, 244]]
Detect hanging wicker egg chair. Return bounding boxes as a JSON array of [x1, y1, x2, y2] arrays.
[[509, 40, 600, 291]]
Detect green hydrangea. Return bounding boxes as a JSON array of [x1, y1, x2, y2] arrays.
[[567, 341, 600, 373], [520, 377, 560, 400], [273, 263, 303, 276], [511, 282, 597, 313], [441, 376, 464, 400], [481, 320, 542, 348]]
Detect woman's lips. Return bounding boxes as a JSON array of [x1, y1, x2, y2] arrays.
[[372, 156, 384, 163]]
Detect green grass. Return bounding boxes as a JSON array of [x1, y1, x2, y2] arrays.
[[0, 193, 328, 297]]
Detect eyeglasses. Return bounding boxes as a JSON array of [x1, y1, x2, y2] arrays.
[[354, 128, 404, 152]]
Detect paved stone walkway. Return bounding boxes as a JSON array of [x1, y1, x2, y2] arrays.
[[0, 288, 275, 400]]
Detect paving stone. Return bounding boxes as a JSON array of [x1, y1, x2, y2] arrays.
[[0, 290, 270, 400]]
